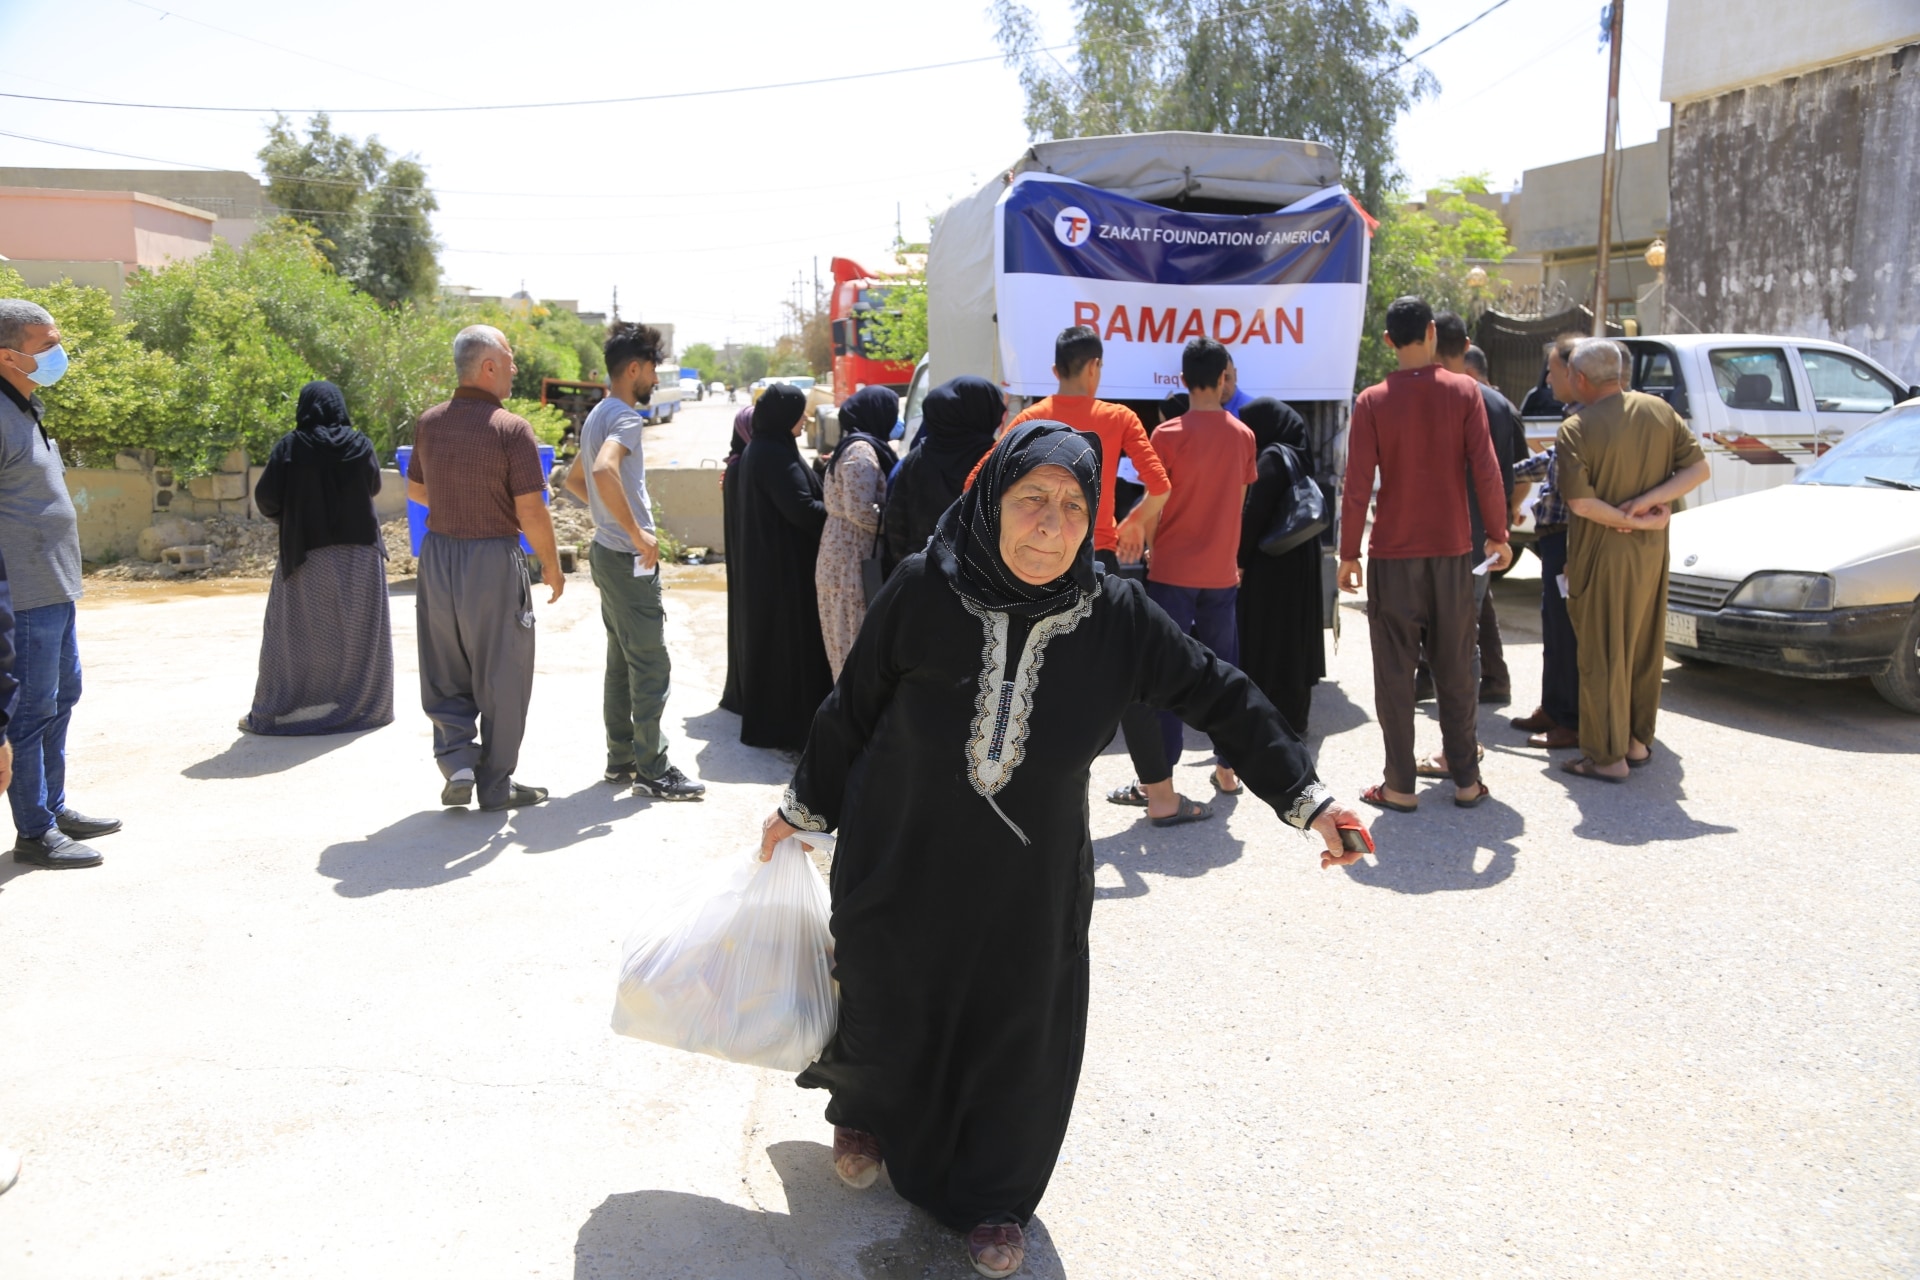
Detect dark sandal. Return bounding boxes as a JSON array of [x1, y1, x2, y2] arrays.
[[1627, 743, 1655, 769], [1415, 745, 1485, 778], [1454, 781, 1492, 808], [1561, 757, 1628, 784], [1209, 772, 1242, 795], [1106, 781, 1150, 807], [1148, 796, 1212, 827], [832, 1126, 881, 1190], [967, 1222, 1026, 1279], [1360, 783, 1417, 813]]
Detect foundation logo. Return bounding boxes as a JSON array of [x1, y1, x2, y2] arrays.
[[1052, 206, 1093, 247]]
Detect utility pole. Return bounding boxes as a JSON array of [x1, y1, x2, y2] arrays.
[[1592, 0, 1625, 336]]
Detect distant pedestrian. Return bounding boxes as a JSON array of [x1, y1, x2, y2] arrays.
[[1235, 397, 1325, 734], [407, 324, 564, 812], [243, 381, 394, 736], [1556, 338, 1709, 781], [1122, 336, 1260, 824], [1509, 335, 1586, 749], [733, 383, 833, 751], [562, 323, 705, 800], [1339, 297, 1510, 813], [0, 298, 120, 868], [815, 386, 898, 678], [882, 376, 1002, 576], [720, 404, 753, 714], [1462, 343, 1527, 702]]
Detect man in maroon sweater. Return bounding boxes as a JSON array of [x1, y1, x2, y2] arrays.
[[1339, 297, 1511, 811]]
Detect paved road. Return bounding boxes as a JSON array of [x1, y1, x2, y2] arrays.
[[1, 557, 1914, 1278]]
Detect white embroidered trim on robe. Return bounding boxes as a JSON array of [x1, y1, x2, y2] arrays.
[[1284, 780, 1334, 830], [959, 591, 1095, 800], [780, 785, 830, 833]]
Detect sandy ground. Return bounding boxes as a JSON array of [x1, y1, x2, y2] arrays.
[[1, 551, 1916, 1279]]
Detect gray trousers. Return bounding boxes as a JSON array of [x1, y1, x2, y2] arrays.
[[1367, 554, 1481, 794], [416, 533, 535, 807]]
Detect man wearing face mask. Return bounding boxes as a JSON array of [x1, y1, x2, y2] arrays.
[[0, 299, 122, 868]]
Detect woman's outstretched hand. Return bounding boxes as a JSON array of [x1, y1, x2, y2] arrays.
[[761, 810, 800, 861], [1309, 803, 1372, 869]]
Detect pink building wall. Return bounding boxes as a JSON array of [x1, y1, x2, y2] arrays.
[[0, 187, 214, 268]]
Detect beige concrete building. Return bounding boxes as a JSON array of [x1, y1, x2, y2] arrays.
[[1508, 131, 1670, 333], [0, 167, 273, 245], [0, 186, 215, 302]]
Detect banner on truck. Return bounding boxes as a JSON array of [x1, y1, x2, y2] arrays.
[[993, 174, 1370, 401]]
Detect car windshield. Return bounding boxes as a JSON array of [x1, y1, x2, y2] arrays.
[[1797, 405, 1920, 488]]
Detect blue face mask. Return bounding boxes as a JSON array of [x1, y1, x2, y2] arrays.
[[14, 343, 68, 387]]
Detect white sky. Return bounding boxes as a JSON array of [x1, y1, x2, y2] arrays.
[[0, 0, 1669, 352]]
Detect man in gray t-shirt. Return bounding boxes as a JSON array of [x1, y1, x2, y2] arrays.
[[562, 325, 704, 800], [0, 298, 123, 868]]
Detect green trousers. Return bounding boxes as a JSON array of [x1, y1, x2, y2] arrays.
[[589, 541, 671, 778]]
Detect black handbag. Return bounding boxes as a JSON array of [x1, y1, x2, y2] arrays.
[[1257, 448, 1328, 557], [859, 506, 886, 606]]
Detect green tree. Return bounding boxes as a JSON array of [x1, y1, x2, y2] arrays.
[[681, 342, 720, 380], [259, 113, 441, 305], [992, 0, 1433, 213], [0, 267, 182, 468], [860, 278, 929, 367], [735, 345, 771, 386], [1354, 179, 1513, 389]]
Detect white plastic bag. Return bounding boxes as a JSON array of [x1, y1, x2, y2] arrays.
[[611, 836, 837, 1072]]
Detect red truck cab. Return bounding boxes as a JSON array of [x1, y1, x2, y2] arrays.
[[829, 256, 917, 406]]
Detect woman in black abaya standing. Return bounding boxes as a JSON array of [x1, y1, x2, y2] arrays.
[[1235, 397, 1327, 734], [719, 403, 753, 714], [733, 383, 833, 750], [759, 420, 1370, 1278], [880, 375, 1003, 575]]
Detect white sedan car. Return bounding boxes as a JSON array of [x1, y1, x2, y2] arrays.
[[1665, 399, 1920, 712]]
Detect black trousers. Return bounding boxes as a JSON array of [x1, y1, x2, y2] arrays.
[[1096, 550, 1174, 784], [1536, 530, 1580, 730]]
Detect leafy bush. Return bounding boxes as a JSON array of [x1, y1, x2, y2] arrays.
[[504, 396, 571, 447]]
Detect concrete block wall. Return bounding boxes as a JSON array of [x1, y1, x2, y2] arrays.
[[65, 469, 157, 561], [649, 466, 725, 553]]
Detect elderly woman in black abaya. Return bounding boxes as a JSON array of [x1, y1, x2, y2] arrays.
[[242, 381, 393, 735], [719, 403, 753, 714], [881, 375, 1004, 574], [733, 383, 834, 750], [815, 385, 898, 678], [1236, 397, 1328, 734], [758, 421, 1371, 1279]]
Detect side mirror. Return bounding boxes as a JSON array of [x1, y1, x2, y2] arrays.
[[1908, 385, 1920, 403]]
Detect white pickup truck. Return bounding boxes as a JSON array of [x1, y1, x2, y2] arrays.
[[1523, 333, 1918, 507]]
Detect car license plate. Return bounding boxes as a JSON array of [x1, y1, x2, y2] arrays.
[[1666, 610, 1698, 647]]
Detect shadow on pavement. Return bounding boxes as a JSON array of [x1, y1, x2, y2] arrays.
[[1550, 742, 1737, 846], [315, 784, 641, 897], [685, 707, 795, 785], [571, 1141, 1069, 1280], [1341, 793, 1522, 893], [1302, 678, 1370, 745], [1092, 792, 1246, 900], [1660, 660, 1920, 754], [182, 726, 381, 779]]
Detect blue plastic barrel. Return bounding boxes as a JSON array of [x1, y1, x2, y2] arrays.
[[394, 444, 556, 556]]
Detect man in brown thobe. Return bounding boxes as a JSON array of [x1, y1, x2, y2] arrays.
[[1554, 339, 1710, 781]]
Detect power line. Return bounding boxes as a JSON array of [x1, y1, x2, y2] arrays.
[[118, 0, 445, 102], [1376, 0, 1519, 77]]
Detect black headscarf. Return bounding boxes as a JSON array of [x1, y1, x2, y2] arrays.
[[928, 419, 1100, 621], [827, 384, 899, 479], [254, 380, 380, 571], [1239, 397, 1309, 457], [918, 376, 1003, 458], [751, 382, 808, 445]]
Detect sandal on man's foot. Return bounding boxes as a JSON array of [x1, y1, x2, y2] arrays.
[[1414, 744, 1485, 779], [1360, 783, 1417, 813], [967, 1222, 1026, 1279], [1148, 796, 1211, 827], [832, 1126, 881, 1190], [1209, 772, 1242, 795], [1561, 757, 1627, 784], [1106, 781, 1149, 807], [1454, 781, 1492, 809], [1627, 742, 1656, 769]]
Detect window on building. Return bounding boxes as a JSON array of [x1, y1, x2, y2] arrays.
[[1798, 348, 1900, 413], [1709, 348, 1798, 411]]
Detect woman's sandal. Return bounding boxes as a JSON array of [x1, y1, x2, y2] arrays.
[[1454, 781, 1492, 808], [1106, 781, 1149, 806], [831, 1126, 881, 1190], [1360, 783, 1417, 813], [1561, 757, 1627, 784], [967, 1222, 1026, 1279], [1209, 772, 1243, 795], [1414, 745, 1485, 778], [1148, 796, 1212, 827]]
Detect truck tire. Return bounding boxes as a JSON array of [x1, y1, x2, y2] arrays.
[[1869, 605, 1920, 714]]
